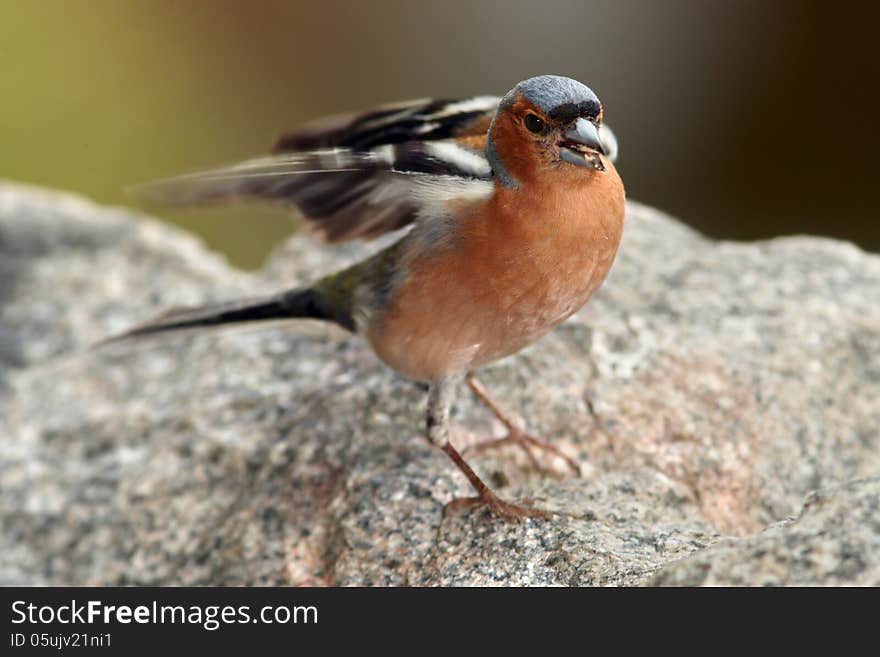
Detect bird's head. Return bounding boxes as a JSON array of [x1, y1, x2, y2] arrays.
[[487, 75, 618, 189]]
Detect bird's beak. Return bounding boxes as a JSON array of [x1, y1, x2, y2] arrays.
[[560, 118, 619, 170]]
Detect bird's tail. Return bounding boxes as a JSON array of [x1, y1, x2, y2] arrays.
[[99, 286, 352, 346]]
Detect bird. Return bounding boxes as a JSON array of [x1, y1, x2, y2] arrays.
[[115, 75, 626, 521]]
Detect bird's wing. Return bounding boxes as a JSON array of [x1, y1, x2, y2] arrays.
[[133, 96, 500, 242], [272, 96, 498, 151]]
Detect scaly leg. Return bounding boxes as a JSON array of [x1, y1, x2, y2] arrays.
[[426, 379, 550, 521], [464, 373, 580, 475]]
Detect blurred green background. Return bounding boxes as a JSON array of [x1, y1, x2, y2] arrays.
[[2, 0, 877, 269]]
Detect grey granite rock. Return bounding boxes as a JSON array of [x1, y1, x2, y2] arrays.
[[1, 181, 878, 586], [649, 478, 880, 586]]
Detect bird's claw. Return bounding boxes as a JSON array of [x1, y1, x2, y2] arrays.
[[443, 488, 552, 522]]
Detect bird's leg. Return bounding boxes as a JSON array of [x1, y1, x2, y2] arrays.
[[426, 379, 550, 521], [464, 373, 580, 475]]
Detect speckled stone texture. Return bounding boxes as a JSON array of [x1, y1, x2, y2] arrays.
[[1, 181, 878, 586]]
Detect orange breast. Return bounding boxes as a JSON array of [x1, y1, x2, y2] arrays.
[[367, 162, 625, 382]]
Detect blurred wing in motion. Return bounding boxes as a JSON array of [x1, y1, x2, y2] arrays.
[[132, 96, 501, 242], [272, 95, 498, 151]]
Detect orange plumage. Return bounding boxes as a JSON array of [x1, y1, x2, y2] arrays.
[[371, 159, 625, 382]]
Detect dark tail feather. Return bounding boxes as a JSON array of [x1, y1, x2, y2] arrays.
[[98, 287, 351, 346]]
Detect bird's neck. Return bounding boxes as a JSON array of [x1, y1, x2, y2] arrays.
[[486, 135, 520, 189]]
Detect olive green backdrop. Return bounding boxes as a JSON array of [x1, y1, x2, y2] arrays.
[[2, 1, 877, 268]]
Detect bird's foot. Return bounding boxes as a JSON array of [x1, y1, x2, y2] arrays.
[[439, 440, 552, 523], [463, 427, 581, 476], [464, 374, 580, 476], [443, 487, 551, 522]]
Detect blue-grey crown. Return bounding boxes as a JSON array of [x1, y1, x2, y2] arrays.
[[502, 75, 601, 123]]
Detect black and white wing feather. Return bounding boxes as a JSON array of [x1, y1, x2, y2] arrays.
[[134, 96, 501, 242], [273, 96, 498, 151]]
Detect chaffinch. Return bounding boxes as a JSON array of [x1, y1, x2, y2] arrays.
[[122, 75, 625, 521]]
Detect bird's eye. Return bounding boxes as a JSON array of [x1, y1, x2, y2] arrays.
[[524, 113, 545, 133]]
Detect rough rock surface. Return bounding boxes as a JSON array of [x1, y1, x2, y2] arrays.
[[649, 478, 880, 585], [1, 181, 878, 586]]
